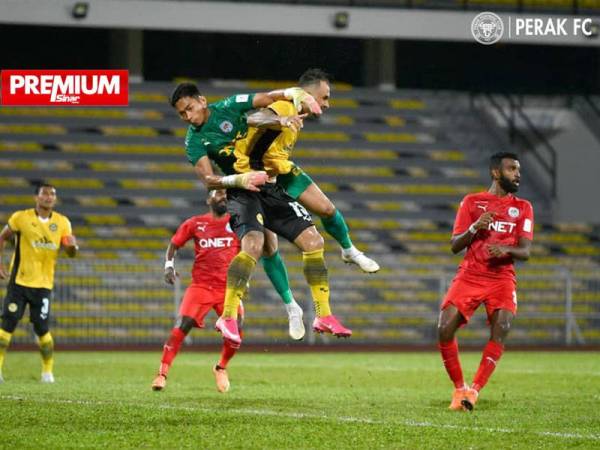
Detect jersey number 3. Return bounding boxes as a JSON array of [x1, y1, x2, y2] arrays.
[[41, 297, 49, 320]]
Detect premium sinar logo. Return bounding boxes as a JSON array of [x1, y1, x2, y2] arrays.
[[1, 70, 128, 106]]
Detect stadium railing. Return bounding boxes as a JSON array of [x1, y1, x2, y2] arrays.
[[2, 261, 597, 348]]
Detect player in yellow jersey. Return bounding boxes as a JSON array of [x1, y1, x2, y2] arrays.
[[214, 70, 359, 345], [235, 68, 379, 273], [0, 184, 78, 383]]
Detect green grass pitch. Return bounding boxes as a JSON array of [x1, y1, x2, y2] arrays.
[[1, 351, 599, 449]]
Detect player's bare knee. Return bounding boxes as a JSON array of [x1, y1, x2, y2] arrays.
[[312, 232, 325, 250], [437, 322, 455, 342], [318, 202, 336, 219], [177, 316, 195, 334], [437, 308, 459, 341], [494, 320, 511, 337], [300, 229, 324, 252], [241, 231, 264, 259], [262, 234, 278, 257]]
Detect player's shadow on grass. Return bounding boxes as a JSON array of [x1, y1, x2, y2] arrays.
[[0, 375, 50, 385]]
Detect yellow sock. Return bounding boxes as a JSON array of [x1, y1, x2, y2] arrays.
[[302, 249, 331, 318], [0, 329, 12, 373], [37, 332, 54, 374], [223, 251, 256, 319]]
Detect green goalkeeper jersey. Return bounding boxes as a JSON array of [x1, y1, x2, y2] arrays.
[[184, 93, 255, 175]]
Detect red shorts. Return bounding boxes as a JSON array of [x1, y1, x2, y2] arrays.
[[179, 284, 244, 328], [441, 272, 517, 325]]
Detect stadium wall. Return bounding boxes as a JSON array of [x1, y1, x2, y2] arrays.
[[551, 111, 600, 222], [2, 261, 598, 348], [1, 24, 600, 93]]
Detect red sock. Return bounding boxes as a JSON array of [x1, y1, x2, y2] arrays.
[[218, 330, 242, 369], [438, 339, 465, 388], [472, 340, 504, 392], [158, 328, 186, 376]]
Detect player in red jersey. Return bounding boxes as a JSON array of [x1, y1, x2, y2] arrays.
[[437, 152, 534, 411], [152, 189, 243, 393]]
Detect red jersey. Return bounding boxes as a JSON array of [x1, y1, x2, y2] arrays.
[[453, 191, 534, 280], [171, 213, 240, 288]]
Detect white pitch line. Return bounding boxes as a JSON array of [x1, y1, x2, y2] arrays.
[[1, 395, 599, 442]]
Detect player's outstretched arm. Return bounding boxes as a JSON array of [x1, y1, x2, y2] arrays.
[[254, 88, 322, 115], [450, 211, 495, 254], [253, 90, 288, 108], [194, 156, 268, 192], [247, 109, 307, 133], [0, 225, 15, 279]]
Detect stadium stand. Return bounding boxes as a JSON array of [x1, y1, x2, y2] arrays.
[[1, 81, 599, 346]]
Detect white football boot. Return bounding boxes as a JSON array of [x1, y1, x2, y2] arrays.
[[341, 247, 380, 273], [41, 372, 55, 383], [285, 301, 305, 340]]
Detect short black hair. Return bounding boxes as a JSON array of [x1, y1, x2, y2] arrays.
[[35, 183, 55, 195], [298, 68, 331, 87], [169, 82, 201, 107], [489, 151, 519, 172]]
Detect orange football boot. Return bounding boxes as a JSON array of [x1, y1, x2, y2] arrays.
[[449, 386, 468, 411], [461, 387, 479, 411], [213, 366, 230, 393], [152, 374, 167, 391]]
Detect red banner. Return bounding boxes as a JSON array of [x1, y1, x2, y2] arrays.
[[1, 70, 128, 106]]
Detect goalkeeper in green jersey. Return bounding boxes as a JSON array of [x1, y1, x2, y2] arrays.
[[172, 74, 379, 274], [169, 74, 380, 336], [171, 83, 313, 340]]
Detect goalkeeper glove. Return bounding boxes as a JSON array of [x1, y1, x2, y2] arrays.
[[284, 87, 322, 115], [221, 171, 268, 192]]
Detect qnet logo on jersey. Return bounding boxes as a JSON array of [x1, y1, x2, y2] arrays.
[[0, 70, 128, 106], [198, 237, 234, 248]]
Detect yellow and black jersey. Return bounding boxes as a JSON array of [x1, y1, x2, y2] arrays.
[[233, 100, 299, 177], [7, 209, 72, 290]]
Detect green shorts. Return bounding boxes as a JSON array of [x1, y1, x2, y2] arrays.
[[276, 165, 314, 200]]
